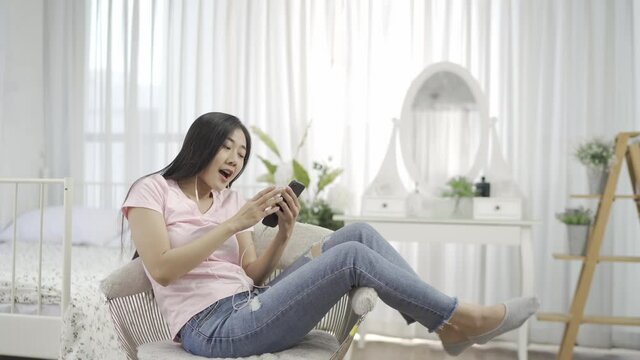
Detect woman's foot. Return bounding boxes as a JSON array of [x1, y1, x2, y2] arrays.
[[467, 297, 540, 344], [439, 296, 540, 356], [438, 325, 473, 356]]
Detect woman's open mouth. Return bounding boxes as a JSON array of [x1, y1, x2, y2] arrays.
[[219, 169, 233, 181]]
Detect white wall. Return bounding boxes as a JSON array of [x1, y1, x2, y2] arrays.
[[0, 0, 46, 225]]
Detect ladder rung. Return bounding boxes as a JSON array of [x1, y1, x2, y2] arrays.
[[537, 312, 640, 326], [552, 254, 640, 263], [537, 312, 570, 322], [570, 194, 640, 199], [554, 133, 640, 358], [585, 316, 640, 326]]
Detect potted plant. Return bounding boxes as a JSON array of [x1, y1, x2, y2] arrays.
[[251, 125, 346, 230], [574, 138, 614, 194], [441, 176, 475, 218], [556, 206, 593, 255]]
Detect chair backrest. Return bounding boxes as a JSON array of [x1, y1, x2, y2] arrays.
[[100, 222, 354, 360]]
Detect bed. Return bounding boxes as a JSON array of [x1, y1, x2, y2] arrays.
[[0, 178, 130, 359]]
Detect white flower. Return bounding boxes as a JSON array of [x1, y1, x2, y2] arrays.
[[574, 138, 613, 169]]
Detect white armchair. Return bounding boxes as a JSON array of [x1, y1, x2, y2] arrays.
[[100, 222, 378, 360]]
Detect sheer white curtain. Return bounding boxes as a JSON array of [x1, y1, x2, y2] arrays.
[[45, 0, 314, 206], [43, 0, 640, 350], [520, 0, 640, 349]]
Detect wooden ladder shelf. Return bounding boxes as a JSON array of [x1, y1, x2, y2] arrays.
[[537, 131, 640, 359]]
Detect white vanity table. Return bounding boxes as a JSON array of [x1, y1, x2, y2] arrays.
[[354, 62, 537, 359], [335, 214, 537, 360]]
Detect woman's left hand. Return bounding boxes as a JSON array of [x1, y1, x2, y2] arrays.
[[275, 186, 300, 239]]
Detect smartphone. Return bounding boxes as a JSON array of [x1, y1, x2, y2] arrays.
[[261, 179, 306, 227]]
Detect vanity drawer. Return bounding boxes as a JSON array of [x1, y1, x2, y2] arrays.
[[361, 196, 406, 216], [473, 197, 522, 220]]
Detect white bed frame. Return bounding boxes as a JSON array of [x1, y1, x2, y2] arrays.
[[0, 178, 73, 359]]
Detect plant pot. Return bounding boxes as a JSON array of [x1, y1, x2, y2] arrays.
[[587, 167, 608, 195], [566, 224, 589, 256], [451, 197, 473, 219]]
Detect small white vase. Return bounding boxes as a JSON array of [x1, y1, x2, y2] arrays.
[[587, 167, 608, 195], [451, 197, 473, 219], [406, 190, 423, 217]]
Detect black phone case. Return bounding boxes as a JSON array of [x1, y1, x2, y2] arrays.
[[261, 180, 306, 227]]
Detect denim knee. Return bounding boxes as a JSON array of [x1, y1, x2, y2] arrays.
[[345, 222, 375, 234], [338, 222, 372, 241], [325, 223, 382, 253], [330, 241, 375, 269]]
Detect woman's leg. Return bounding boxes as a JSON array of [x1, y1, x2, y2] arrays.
[[268, 222, 450, 324], [322, 223, 420, 276], [322, 222, 426, 323], [180, 241, 458, 358], [269, 223, 421, 290]]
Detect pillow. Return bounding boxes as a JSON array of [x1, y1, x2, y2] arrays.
[[0, 206, 124, 246]]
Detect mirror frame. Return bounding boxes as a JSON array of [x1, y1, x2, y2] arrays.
[[399, 61, 490, 191]]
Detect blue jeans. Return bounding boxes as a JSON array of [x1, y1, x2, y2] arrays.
[[179, 223, 458, 358]]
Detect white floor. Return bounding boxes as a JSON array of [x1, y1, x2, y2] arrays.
[[349, 335, 640, 360]]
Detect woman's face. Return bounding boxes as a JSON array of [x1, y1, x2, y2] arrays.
[[201, 128, 247, 191]]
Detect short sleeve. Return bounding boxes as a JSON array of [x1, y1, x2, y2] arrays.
[[122, 174, 168, 218]]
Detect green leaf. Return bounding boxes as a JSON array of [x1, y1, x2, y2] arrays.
[[251, 126, 281, 159], [292, 159, 310, 188], [556, 206, 592, 225], [441, 176, 474, 198], [298, 198, 344, 230], [317, 168, 343, 195], [257, 155, 278, 175], [256, 173, 275, 184]]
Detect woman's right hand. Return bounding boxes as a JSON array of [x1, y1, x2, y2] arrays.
[[229, 186, 283, 232]]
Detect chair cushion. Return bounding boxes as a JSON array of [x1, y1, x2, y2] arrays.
[[137, 330, 339, 360], [100, 258, 151, 299], [252, 223, 333, 269]]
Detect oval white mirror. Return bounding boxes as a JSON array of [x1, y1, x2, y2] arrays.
[[399, 62, 489, 193]]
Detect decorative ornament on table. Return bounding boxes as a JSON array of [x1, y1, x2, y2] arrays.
[[406, 182, 423, 217], [474, 176, 491, 197], [441, 176, 475, 218], [252, 123, 346, 230], [361, 118, 409, 217], [472, 117, 524, 220]]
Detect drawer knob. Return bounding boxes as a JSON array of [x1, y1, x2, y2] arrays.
[[382, 203, 388, 208], [494, 205, 501, 211]]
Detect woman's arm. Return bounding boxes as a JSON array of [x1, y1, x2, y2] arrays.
[[129, 186, 282, 286], [128, 208, 239, 286], [236, 231, 290, 285], [238, 186, 300, 285]]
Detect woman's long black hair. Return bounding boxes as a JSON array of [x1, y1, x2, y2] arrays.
[[160, 112, 251, 184], [122, 112, 252, 258]]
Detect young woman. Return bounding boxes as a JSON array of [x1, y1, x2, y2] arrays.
[[122, 112, 539, 358]]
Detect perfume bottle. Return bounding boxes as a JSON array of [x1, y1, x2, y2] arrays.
[[406, 182, 423, 216], [475, 176, 491, 197]]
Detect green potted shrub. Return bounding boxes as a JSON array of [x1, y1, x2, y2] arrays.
[[441, 176, 475, 218], [251, 125, 345, 230], [574, 138, 614, 194], [556, 206, 593, 255]]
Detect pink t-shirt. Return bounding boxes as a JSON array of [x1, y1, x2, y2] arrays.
[[122, 174, 254, 340]]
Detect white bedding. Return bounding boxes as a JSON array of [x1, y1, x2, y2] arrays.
[[0, 241, 131, 359]]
